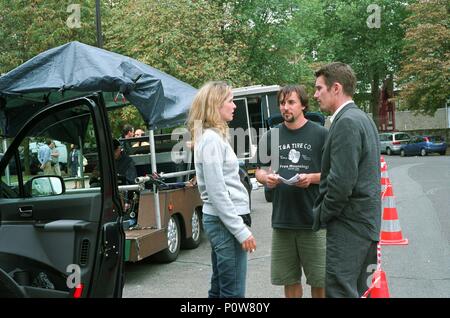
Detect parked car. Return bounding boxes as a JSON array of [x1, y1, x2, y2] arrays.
[[379, 132, 411, 155], [400, 135, 447, 157]]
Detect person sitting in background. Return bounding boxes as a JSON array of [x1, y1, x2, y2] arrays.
[[120, 124, 134, 155], [114, 138, 138, 213], [113, 139, 137, 185], [132, 128, 150, 147]]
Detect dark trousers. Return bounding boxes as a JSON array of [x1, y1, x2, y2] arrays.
[[325, 220, 378, 298]]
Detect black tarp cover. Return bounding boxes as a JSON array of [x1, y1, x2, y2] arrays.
[[0, 41, 197, 139]]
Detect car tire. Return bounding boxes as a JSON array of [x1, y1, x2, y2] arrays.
[[439, 151, 446, 156], [386, 147, 392, 156], [182, 209, 202, 249], [400, 150, 405, 157], [153, 215, 181, 263], [420, 148, 427, 157]]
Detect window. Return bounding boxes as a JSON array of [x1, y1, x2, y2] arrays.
[[395, 133, 410, 141], [0, 104, 100, 198], [428, 136, 443, 142]]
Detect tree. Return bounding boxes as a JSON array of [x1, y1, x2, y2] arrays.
[[0, 0, 97, 74], [102, 0, 254, 131], [397, 0, 450, 115], [305, 0, 414, 125], [0, 0, 98, 174], [214, 0, 314, 86], [104, 0, 250, 88]]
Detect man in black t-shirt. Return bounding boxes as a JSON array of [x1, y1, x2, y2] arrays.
[[255, 85, 328, 298]]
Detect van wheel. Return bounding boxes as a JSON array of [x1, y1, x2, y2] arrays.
[[182, 209, 202, 249], [386, 148, 392, 156], [153, 216, 180, 263], [420, 148, 427, 156], [400, 150, 405, 157]]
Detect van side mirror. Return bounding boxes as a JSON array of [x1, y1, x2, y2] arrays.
[[24, 176, 65, 197]]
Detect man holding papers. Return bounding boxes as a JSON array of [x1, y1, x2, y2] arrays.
[[255, 85, 328, 298]]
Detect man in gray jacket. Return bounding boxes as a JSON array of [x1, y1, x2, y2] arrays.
[[312, 62, 381, 298]]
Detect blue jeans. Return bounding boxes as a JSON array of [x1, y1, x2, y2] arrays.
[[202, 213, 247, 298]]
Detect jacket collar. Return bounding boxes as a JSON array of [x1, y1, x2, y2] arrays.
[[329, 102, 357, 131]]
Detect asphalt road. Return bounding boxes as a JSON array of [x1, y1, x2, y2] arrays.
[[123, 154, 450, 298], [123, 187, 286, 298], [382, 154, 450, 298]]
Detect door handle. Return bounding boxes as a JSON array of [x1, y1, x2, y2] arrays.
[[18, 206, 33, 218]]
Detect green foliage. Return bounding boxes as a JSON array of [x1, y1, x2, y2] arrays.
[[108, 106, 146, 139], [304, 0, 413, 119], [104, 0, 250, 88], [1, 0, 446, 120], [398, 0, 450, 115], [216, 0, 314, 86], [0, 0, 97, 73], [103, 0, 255, 134]]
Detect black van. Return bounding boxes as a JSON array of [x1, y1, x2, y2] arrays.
[[0, 41, 199, 298]]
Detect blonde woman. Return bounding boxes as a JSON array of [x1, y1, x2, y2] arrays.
[[187, 81, 256, 298]]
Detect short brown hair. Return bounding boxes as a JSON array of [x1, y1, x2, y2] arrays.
[[315, 62, 356, 97], [277, 85, 309, 112]]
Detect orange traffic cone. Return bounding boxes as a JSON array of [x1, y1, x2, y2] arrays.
[[380, 157, 390, 194], [380, 184, 408, 245], [361, 243, 391, 298], [369, 269, 391, 298]]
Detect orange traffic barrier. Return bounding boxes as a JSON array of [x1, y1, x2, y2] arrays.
[[380, 184, 408, 245], [380, 157, 390, 193], [362, 243, 390, 298], [362, 269, 391, 298]]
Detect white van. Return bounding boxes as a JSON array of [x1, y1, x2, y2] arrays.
[[379, 132, 411, 155]]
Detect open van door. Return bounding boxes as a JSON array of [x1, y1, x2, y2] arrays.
[[0, 94, 124, 298]]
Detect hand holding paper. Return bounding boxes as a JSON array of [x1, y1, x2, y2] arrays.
[[277, 173, 306, 186]]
